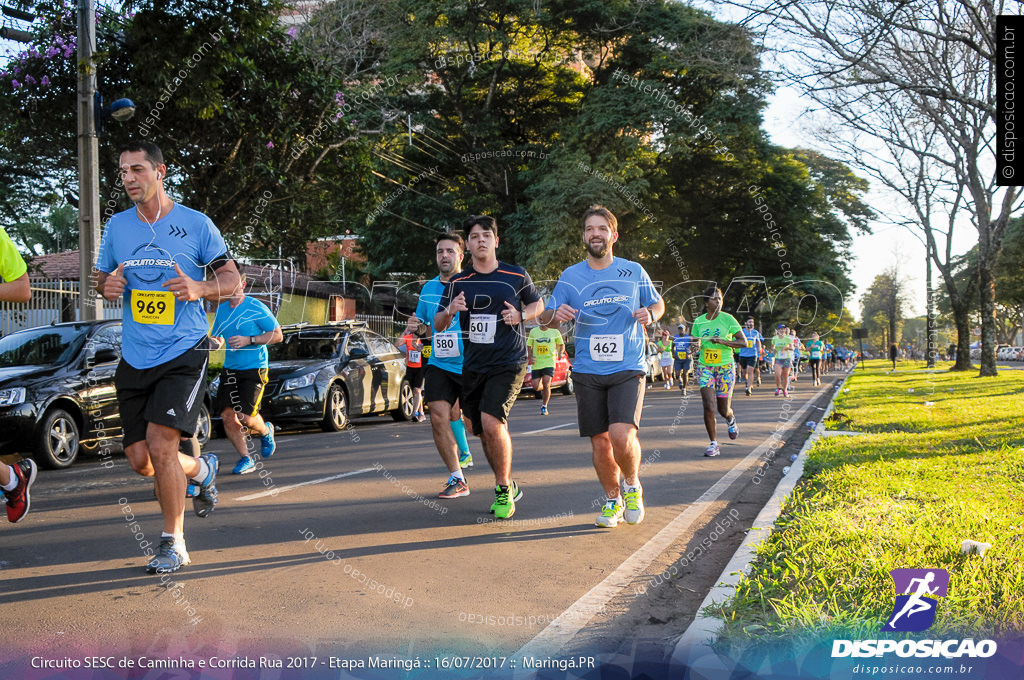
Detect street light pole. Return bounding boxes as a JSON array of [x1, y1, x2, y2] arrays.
[[77, 0, 102, 320]]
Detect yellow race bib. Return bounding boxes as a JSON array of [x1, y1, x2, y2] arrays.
[[701, 346, 722, 364], [536, 344, 550, 355], [131, 290, 174, 325]]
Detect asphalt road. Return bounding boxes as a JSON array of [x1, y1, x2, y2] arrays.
[[1, 372, 840, 676]]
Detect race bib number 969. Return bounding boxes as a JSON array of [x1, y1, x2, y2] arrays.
[[131, 290, 174, 325]]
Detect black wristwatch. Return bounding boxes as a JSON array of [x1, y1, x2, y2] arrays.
[[250, 336, 259, 345]]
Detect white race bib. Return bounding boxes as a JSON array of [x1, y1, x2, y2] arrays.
[[469, 314, 497, 344], [408, 350, 422, 364], [433, 332, 459, 358], [590, 334, 624, 362]]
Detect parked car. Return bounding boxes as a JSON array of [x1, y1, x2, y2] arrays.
[[0, 321, 213, 469], [520, 353, 574, 396], [227, 322, 413, 432], [644, 341, 664, 383]]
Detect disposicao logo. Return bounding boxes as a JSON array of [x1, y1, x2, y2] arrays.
[[884, 568, 948, 632], [831, 568, 998, 659]]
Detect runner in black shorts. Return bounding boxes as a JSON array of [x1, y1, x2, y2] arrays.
[[97, 140, 241, 574], [545, 206, 664, 528], [436, 216, 542, 519], [210, 273, 283, 475], [415, 232, 476, 500]]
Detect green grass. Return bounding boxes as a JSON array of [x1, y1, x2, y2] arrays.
[[713, 360, 1024, 654]]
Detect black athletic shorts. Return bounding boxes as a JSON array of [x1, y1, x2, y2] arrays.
[[461, 364, 528, 436], [115, 338, 209, 448], [406, 365, 424, 391], [737, 355, 758, 370], [214, 367, 269, 417], [572, 371, 645, 438], [531, 366, 554, 380], [423, 364, 462, 405]]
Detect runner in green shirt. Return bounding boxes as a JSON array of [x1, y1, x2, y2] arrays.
[[772, 324, 795, 396], [0, 226, 34, 524], [805, 332, 825, 387], [691, 285, 748, 458], [526, 322, 564, 415], [0, 227, 30, 303]]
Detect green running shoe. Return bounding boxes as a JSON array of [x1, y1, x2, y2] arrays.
[[490, 481, 522, 518]]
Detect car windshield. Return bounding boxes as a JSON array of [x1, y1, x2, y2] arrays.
[[0, 325, 88, 368], [268, 333, 343, 362]]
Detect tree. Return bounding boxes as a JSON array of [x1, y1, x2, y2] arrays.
[[861, 268, 908, 352], [0, 0, 386, 262], [736, 0, 1023, 377]]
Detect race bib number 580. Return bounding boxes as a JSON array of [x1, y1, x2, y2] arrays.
[[131, 290, 174, 325], [433, 332, 459, 358]]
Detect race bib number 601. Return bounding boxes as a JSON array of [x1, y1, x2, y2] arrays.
[[469, 314, 497, 344]]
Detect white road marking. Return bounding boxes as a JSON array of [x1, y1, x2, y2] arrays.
[[515, 393, 823, 659], [519, 423, 574, 436], [234, 467, 378, 501]]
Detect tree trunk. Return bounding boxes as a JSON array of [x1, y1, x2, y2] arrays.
[[978, 255, 999, 377], [951, 298, 973, 372], [926, 253, 935, 368]]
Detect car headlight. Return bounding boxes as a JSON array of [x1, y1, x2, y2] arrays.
[[0, 387, 26, 406], [209, 375, 220, 396], [284, 372, 317, 391]]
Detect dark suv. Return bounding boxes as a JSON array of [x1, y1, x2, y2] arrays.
[[0, 321, 214, 469], [233, 322, 413, 431]]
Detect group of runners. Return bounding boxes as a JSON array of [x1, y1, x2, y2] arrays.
[[2, 140, 855, 574]]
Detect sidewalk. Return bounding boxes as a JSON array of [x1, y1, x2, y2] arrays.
[[670, 360, 1024, 680]]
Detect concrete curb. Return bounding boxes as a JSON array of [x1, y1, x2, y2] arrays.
[[669, 370, 854, 672]]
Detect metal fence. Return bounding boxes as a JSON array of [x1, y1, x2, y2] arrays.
[[0, 281, 123, 336], [355, 314, 406, 343]]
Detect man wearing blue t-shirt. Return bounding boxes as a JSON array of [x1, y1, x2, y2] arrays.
[[546, 206, 664, 529], [436, 216, 543, 519], [672, 323, 694, 396], [414, 232, 475, 501], [210, 274, 283, 475], [738, 317, 764, 396], [96, 140, 240, 574]]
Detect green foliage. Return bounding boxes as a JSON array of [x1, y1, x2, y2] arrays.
[[716, 362, 1024, 654]]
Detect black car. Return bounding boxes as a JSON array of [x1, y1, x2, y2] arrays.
[[0, 321, 213, 469], [234, 322, 414, 431]]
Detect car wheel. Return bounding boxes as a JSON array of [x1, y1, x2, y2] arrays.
[[195, 402, 212, 448], [35, 408, 80, 469], [562, 374, 574, 396], [321, 383, 349, 432], [391, 380, 415, 421]]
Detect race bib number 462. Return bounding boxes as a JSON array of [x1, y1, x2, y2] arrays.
[[590, 334, 624, 362], [131, 290, 174, 325]]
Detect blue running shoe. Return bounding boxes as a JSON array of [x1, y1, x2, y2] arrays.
[[146, 538, 190, 574], [185, 482, 197, 499], [260, 423, 276, 458], [192, 453, 219, 518], [232, 456, 255, 475]]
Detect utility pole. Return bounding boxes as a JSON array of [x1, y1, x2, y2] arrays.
[[78, 0, 102, 320]]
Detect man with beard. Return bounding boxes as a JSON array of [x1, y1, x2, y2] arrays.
[[414, 233, 476, 500], [545, 206, 664, 528]]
